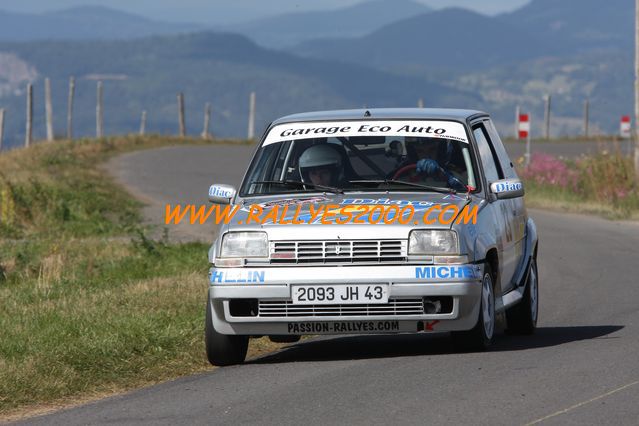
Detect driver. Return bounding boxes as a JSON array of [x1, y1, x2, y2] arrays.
[[298, 144, 345, 187], [405, 137, 467, 191]]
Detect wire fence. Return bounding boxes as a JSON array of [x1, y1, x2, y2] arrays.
[[0, 77, 636, 153], [0, 76, 259, 152]]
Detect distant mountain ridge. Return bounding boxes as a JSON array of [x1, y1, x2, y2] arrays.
[[499, 0, 634, 50], [292, 8, 550, 70], [221, 0, 432, 48], [292, 0, 634, 70], [0, 6, 203, 41], [0, 0, 634, 144], [0, 31, 479, 148], [0, 0, 432, 45], [287, 0, 635, 135]]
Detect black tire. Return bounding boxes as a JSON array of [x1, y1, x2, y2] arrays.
[[451, 263, 496, 351], [506, 258, 539, 335], [269, 335, 301, 344], [205, 296, 249, 366]]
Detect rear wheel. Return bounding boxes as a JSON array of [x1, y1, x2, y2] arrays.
[[506, 258, 539, 334], [205, 296, 249, 366], [452, 263, 495, 351]]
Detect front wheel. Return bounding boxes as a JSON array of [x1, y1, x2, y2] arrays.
[[205, 296, 249, 366], [451, 263, 496, 351], [506, 258, 539, 334]]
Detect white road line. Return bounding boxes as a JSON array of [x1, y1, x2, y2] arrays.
[[526, 379, 639, 425]]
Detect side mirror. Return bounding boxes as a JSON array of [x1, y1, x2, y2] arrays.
[[208, 184, 236, 204], [490, 179, 524, 199]]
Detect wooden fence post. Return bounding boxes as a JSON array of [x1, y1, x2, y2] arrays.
[[67, 76, 75, 140], [177, 92, 185, 137], [583, 98, 590, 138], [45, 77, 54, 142], [543, 94, 551, 140], [139, 110, 147, 135], [248, 91, 256, 140], [25, 83, 33, 148], [96, 81, 104, 138], [202, 102, 211, 139], [0, 109, 5, 151]]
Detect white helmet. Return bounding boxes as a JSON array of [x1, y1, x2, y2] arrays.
[[299, 144, 343, 185]]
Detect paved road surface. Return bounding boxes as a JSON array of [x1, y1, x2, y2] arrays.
[[105, 144, 256, 242], [18, 144, 639, 425]]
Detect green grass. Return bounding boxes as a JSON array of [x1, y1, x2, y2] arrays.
[[0, 135, 282, 419], [0, 240, 208, 410], [521, 184, 639, 220]]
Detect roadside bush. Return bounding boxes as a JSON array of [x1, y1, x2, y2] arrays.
[[576, 152, 636, 204], [519, 152, 578, 190], [518, 151, 639, 215]]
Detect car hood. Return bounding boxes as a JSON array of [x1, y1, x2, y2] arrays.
[[228, 192, 481, 241]]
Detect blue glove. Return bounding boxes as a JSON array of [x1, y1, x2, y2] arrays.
[[416, 159, 441, 175], [447, 174, 468, 192]]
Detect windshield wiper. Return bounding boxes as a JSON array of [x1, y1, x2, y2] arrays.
[[348, 179, 457, 194], [250, 180, 344, 194]]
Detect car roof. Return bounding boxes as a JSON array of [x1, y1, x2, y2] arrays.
[[272, 108, 488, 125]]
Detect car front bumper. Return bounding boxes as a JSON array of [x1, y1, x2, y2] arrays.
[[208, 263, 484, 335]]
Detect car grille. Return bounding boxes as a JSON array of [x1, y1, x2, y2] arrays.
[[269, 240, 407, 264], [258, 298, 424, 317]]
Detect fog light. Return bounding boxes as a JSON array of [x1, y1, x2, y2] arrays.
[[229, 299, 258, 317], [422, 297, 454, 314], [423, 298, 442, 314]]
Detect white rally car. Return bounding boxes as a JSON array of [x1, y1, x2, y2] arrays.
[[205, 108, 539, 366]]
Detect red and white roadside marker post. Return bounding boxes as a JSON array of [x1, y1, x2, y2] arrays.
[[518, 113, 531, 166], [620, 115, 632, 138]]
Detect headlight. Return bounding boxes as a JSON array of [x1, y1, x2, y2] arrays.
[[409, 230, 458, 255], [220, 232, 268, 258]]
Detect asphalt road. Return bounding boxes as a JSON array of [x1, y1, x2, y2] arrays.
[[19, 144, 639, 425], [105, 144, 257, 242]]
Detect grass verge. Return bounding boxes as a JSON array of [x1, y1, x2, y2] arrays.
[[521, 186, 639, 221], [0, 136, 285, 420]]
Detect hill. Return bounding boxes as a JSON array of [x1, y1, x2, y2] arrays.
[[1, 0, 632, 141], [0, 6, 203, 41], [290, 1, 635, 135], [499, 0, 634, 51], [0, 31, 478, 149], [227, 0, 432, 48], [293, 8, 547, 71]]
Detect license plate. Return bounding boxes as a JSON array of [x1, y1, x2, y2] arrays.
[[291, 284, 389, 305]]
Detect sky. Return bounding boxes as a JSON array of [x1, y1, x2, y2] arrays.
[[0, 0, 531, 24]]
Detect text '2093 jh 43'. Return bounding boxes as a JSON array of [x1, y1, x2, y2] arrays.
[[205, 108, 539, 366]]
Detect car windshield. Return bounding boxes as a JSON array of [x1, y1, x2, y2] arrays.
[[240, 120, 477, 196]]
